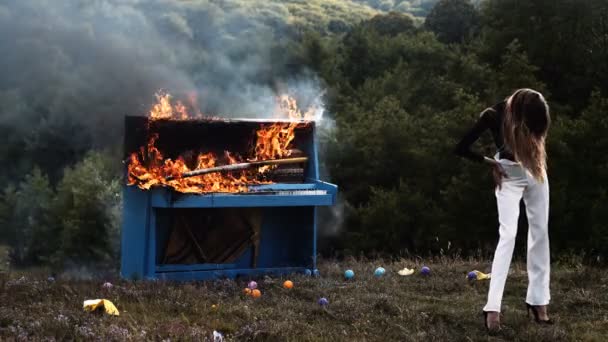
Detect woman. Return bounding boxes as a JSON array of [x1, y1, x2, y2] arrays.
[[454, 88, 553, 332]]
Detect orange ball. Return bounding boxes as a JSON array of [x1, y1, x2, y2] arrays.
[[283, 280, 294, 289], [243, 288, 252, 296], [251, 289, 262, 298]]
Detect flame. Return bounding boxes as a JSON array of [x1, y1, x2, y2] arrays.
[[276, 94, 318, 120], [150, 92, 202, 120], [127, 134, 261, 193], [253, 122, 298, 160], [127, 93, 312, 194]]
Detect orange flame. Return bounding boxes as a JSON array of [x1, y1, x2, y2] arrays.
[[149, 92, 203, 120], [276, 94, 319, 120], [127, 92, 312, 193]]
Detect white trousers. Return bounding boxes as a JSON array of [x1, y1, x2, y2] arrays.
[[483, 156, 551, 312]]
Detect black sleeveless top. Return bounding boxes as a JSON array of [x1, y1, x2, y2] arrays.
[[454, 101, 516, 162]]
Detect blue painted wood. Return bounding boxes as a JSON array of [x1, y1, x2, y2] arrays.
[[255, 207, 314, 269], [146, 210, 156, 279], [232, 244, 254, 269], [311, 124, 320, 179], [155, 267, 309, 281], [313, 206, 318, 270], [121, 187, 151, 279], [156, 264, 237, 272], [312, 180, 338, 192], [121, 119, 338, 282], [149, 188, 213, 207], [300, 122, 319, 180], [312, 180, 338, 204], [154, 210, 172, 267]]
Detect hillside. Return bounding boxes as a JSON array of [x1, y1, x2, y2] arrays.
[[351, 0, 438, 17]]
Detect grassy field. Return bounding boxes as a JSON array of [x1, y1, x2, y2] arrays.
[[1, 257, 607, 341]]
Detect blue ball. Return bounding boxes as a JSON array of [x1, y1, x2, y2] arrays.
[[374, 267, 386, 278], [304, 269, 312, 276], [318, 297, 329, 306], [344, 270, 355, 279], [421, 266, 431, 275], [312, 269, 320, 277], [467, 271, 477, 280]]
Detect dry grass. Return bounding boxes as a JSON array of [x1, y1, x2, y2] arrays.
[[1, 257, 607, 341]]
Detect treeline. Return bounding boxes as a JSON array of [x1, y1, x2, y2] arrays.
[[0, 0, 607, 268], [0, 152, 121, 268], [0, 0, 382, 268], [313, 0, 608, 260], [352, 0, 439, 17]]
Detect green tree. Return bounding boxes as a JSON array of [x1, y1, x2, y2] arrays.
[[495, 39, 547, 96], [354, 182, 438, 254], [425, 0, 479, 44], [548, 93, 608, 257], [51, 151, 121, 267], [479, 0, 608, 113], [0, 169, 55, 265], [285, 31, 331, 75], [365, 12, 416, 36], [0, 186, 16, 245]]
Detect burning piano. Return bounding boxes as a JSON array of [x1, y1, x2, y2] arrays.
[[121, 94, 337, 281]]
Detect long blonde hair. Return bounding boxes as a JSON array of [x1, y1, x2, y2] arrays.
[[503, 89, 551, 181]]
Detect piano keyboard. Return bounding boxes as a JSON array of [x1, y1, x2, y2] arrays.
[[247, 190, 327, 195], [274, 190, 327, 195]]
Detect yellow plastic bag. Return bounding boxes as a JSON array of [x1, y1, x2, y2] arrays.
[[468, 270, 491, 280], [83, 299, 120, 316], [397, 267, 415, 276]]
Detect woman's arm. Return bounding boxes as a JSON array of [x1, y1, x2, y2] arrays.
[[483, 156, 499, 165], [455, 106, 508, 187], [454, 108, 496, 162]]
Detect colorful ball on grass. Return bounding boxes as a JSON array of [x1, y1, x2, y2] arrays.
[[251, 289, 262, 298], [243, 288, 252, 296], [283, 280, 294, 289], [421, 266, 431, 276], [374, 267, 386, 278], [318, 297, 329, 307], [248, 281, 258, 290], [344, 269, 355, 279], [467, 271, 477, 280]]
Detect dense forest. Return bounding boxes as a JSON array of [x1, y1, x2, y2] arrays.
[[0, 0, 607, 269], [353, 0, 438, 17]]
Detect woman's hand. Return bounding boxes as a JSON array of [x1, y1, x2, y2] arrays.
[[484, 157, 508, 189]]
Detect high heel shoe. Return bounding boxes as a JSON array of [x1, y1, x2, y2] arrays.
[[483, 311, 501, 333], [525, 303, 554, 325]]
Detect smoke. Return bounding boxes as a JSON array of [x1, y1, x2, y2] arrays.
[[0, 1, 189, 147], [0, 0, 342, 249], [316, 114, 347, 236], [0, 0, 326, 149]]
